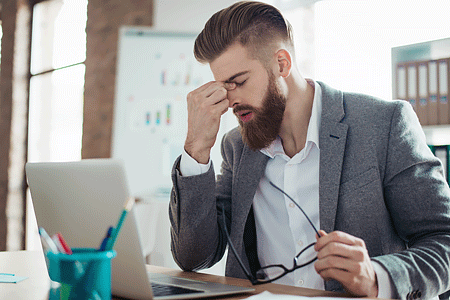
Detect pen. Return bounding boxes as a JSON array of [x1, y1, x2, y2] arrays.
[[40, 228, 72, 300], [52, 232, 72, 254], [38, 227, 59, 254], [99, 226, 113, 251], [105, 197, 135, 251]]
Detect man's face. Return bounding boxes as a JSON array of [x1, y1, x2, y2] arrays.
[[237, 72, 286, 150], [210, 43, 286, 150]]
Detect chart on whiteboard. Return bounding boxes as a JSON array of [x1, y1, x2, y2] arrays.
[[125, 48, 210, 135], [112, 27, 215, 197]]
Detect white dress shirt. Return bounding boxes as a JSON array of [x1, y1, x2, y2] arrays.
[[180, 80, 395, 298], [254, 79, 322, 289]]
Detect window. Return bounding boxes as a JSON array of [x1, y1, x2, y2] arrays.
[[27, 0, 88, 250], [28, 0, 88, 163]]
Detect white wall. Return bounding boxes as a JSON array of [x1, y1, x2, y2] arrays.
[[314, 0, 450, 101], [154, 0, 237, 32]]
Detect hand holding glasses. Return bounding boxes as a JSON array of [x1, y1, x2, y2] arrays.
[[220, 181, 320, 285]]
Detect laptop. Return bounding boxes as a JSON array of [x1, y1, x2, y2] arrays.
[[26, 159, 254, 299]]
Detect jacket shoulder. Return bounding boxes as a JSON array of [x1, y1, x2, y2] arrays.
[[222, 127, 243, 148]]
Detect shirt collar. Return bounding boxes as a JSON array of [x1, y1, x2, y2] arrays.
[[261, 79, 322, 159]]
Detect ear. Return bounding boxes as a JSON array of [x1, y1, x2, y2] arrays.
[[276, 49, 292, 78]]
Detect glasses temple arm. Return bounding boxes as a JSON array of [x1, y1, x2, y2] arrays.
[[269, 181, 320, 236], [219, 203, 258, 284]]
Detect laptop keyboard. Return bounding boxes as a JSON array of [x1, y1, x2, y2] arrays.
[[151, 282, 204, 297]]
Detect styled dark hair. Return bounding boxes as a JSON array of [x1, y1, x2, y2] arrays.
[[194, 1, 294, 64]]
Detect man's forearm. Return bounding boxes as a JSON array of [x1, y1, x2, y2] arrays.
[[169, 156, 224, 270]]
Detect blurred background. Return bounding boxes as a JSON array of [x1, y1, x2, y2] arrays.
[[1, 0, 450, 276]]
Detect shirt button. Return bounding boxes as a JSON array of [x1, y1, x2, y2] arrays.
[[297, 240, 303, 247], [289, 203, 295, 208], [298, 279, 304, 286]]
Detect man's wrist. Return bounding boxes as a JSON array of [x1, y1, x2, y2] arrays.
[[184, 141, 211, 164], [180, 148, 211, 176]]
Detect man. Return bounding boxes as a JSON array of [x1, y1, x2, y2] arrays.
[[169, 2, 450, 299]]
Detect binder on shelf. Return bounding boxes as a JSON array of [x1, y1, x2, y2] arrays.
[[428, 60, 439, 125], [396, 63, 407, 101], [438, 58, 449, 124], [407, 63, 418, 114], [417, 62, 429, 125]]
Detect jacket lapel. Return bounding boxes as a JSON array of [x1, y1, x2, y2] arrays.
[[232, 145, 269, 239], [317, 82, 348, 234]]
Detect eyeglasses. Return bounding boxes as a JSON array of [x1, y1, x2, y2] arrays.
[[219, 181, 319, 285]]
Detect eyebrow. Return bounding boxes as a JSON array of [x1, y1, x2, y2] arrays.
[[224, 71, 250, 83]]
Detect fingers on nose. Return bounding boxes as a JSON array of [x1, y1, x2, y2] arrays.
[[224, 82, 236, 90]]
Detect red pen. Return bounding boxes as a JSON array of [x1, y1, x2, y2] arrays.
[[52, 232, 72, 254]]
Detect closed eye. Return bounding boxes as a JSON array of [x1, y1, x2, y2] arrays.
[[234, 80, 247, 87]]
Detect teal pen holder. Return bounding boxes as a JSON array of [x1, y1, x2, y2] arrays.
[[46, 248, 116, 300]]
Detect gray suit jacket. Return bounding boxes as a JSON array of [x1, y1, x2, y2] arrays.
[[169, 81, 450, 299]]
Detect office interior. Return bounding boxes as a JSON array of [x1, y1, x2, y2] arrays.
[[1, 0, 450, 277]]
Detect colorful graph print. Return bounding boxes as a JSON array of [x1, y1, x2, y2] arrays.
[[127, 98, 186, 136]]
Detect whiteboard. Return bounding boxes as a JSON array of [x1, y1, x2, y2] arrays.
[[112, 27, 236, 198]]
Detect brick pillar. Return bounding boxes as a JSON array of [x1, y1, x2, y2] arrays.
[[0, 0, 32, 250], [82, 0, 154, 158]]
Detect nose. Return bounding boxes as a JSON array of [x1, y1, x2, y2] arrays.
[[224, 82, 239, 108], [227, 90, 240, 108]]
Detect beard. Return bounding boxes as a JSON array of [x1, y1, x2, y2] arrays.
[[234, 72, 286, 151]]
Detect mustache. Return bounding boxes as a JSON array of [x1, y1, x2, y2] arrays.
[[233, 104, 257, 115]]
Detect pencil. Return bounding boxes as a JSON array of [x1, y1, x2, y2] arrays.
[[104, 197, 135, 251]]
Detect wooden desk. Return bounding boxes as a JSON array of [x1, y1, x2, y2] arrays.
[[0, 251, 349, 299], [144, 265, 347, 300]]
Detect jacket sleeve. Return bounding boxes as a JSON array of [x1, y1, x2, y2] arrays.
[[169, 132, 235, 271], [372, 100, 450, 300]]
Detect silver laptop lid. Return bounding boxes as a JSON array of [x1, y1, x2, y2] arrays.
[[26, 159, 154, 299]]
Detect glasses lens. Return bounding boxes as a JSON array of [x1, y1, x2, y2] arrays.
[[256, 265, 286, 282]]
